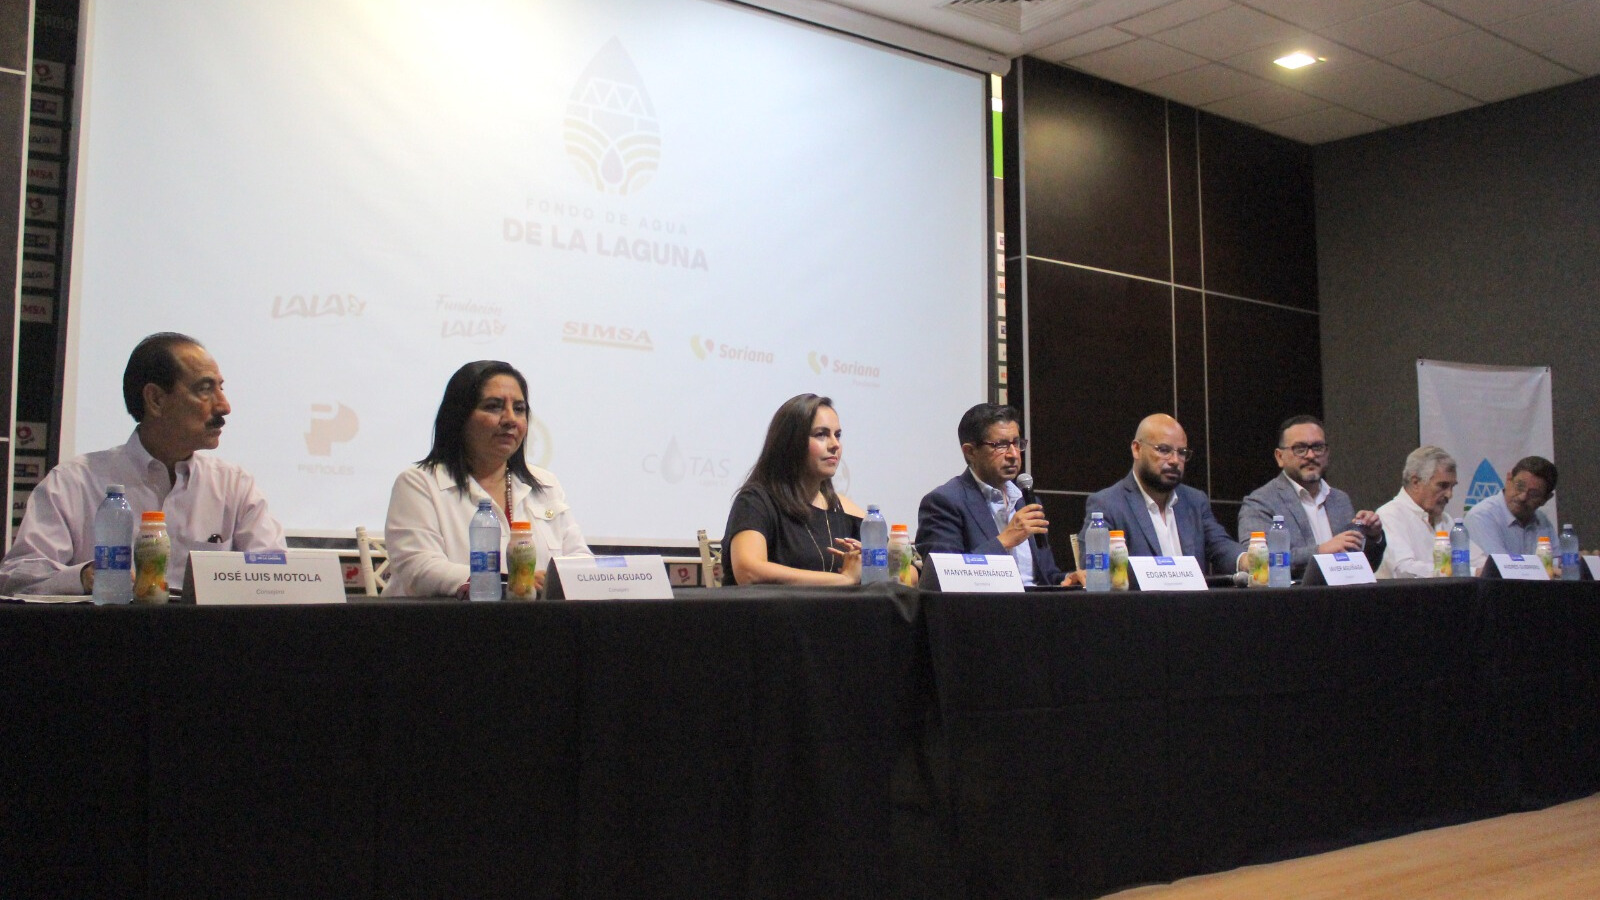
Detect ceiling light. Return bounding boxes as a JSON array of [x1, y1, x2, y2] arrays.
[[1274, 52, 1318, 69]]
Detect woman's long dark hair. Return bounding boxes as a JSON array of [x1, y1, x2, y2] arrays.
[[738, 393, 841, 522], [418, 360, 543, 493]]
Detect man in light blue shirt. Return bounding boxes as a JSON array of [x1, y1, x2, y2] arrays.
[[1464, 456, 1558, 557]]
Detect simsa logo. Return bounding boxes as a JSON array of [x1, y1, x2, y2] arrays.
[[563, 321, 654, 351]]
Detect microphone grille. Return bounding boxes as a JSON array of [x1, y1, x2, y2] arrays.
[[1015, 473, 1034, 491]]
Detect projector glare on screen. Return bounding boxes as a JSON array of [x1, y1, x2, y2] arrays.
[[69, 0, 989, 544]]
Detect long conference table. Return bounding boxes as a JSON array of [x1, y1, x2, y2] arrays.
[[3, 579, 1597, 899]]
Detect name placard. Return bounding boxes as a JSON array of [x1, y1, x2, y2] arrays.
[[1489, 553, 1550, 581], [1587, 556, 1600, 581], [552, 555, 673, 600], [1128, 556, 1208, 591], [927, 553, 1024, 593], [188, 550, 346, 604], [1311, 551, 1377, 585]]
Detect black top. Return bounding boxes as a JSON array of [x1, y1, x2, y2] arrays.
[[721, 485, 862, 586]]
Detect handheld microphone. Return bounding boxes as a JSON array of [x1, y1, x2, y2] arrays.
[[1013, 473, 1050, 550]]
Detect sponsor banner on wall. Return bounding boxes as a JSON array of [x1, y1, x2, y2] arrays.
[[1417, 359, 1555, 524]]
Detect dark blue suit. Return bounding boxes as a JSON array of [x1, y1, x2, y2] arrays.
[[1081, 472, 1242, 576], [916, 470, 1067, 586]]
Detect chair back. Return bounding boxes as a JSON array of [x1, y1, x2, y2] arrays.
[[355, 526, 391, 596], [697, 528, 723, 588], [1069, 533, 1083, 571]]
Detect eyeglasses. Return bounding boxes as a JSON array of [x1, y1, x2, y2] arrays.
[[1144, 443, 1194, 461], [1279, 442, 1329, 458], [1506, 478, 1550, 502], [976, 438, 1029, 453]]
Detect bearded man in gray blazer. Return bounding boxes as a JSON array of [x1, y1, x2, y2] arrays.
[[1237, 415, 1385, 577]]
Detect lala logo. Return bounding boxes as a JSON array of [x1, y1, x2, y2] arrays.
[[565, 38, 661, 196], [1464, 459, 1503, 512]]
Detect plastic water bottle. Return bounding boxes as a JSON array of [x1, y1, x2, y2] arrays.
[[860, 505, 889, 584], [1267, 515, 1291, 588], [1560, 524, 1581, 581], [1450, 518, 1471, 577], [469, 499, 501, 601], [91, 484, 135, 604], [1084, 512, 1110, 592]]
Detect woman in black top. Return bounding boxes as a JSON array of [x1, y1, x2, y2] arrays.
[[722, 393, 864, 585]]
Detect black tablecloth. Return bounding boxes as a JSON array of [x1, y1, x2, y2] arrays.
[[3, 580, 1597, 899]]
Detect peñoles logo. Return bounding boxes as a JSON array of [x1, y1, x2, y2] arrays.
[[565, 38, 661, 196], [305, 403, 359, 456]]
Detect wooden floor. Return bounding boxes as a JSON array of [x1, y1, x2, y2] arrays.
[[1101, 793, 1600, 900]]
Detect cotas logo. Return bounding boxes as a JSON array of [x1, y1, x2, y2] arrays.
[[438, 294, 507, 344], [305, 403, 359, 456], [642, 436, 732, 485], [273, 294, 365, 318], [565, 38, 661, 196], [563, 321, 653, 351], [1464, 459, 1503, 512], [690, 335, 774, 364]]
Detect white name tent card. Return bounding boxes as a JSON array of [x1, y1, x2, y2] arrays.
[[1586, 556, 1600, 581], [1488, 553, 1550, 581], [551, 555, 673, 600], [1310, 551, 1377, 586], [927, 553, 1025, 593], [189, 550, 346, 604], [1128, 556, 1208, 591]]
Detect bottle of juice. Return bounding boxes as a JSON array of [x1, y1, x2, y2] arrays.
[[133, 511, 170, 604], [506, 521, 539, 599]]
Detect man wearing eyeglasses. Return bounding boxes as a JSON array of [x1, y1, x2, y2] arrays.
[[915, 403, 1076, 586], [1237, 415, 1386, 577], [1081, 413, 1246, 576], [1463, 456, 1558, 557]]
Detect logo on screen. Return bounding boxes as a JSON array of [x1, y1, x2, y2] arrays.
[[563, 321, 653, 351], [305, 403, 359, 456], [1464, 459, 1503, 512], [439, 294, 507, 344], [691, 335, 774, 364], [565, 38, 661, 196], [524, 416, 554, 469], [807, 350, 881, 386], [642, 436, 732, 485], [272, 294, 365, 318]]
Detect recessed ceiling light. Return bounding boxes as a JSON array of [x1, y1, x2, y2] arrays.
[[1274, 52, 1319, 69]]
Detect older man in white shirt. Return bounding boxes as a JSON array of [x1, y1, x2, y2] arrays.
[[0, 333, 285, 596], [1374, 446, 1466, 578]]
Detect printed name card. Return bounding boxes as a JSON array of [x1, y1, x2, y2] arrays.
[[1490, 553, 1550, 581], [1586, 556, 1600, 581], [189, 550, 346, 604], [1128, 556, 1208, 591], [553, 555, 673, 600], [927, 553, 1025, 593], [1312, 551, 1377, 585]]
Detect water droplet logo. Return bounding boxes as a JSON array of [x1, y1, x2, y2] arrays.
[[1465, 459, 1503, 512], [564, 38, 661, 196], [660, 436, 688, 484]]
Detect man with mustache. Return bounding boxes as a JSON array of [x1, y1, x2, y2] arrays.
[[1236, 414, 1385, 577], [0, 333, 284, 595], [1081, 413, 1247, 576]]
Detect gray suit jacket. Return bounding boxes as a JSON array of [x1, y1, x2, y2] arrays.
[[1237, 474, 1386, 575], [1081, 472, 1242, 576]]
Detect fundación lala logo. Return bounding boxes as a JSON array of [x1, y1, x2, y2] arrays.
[[305, 404, 359, 456], [565, 38, 661, 196], [1464, 459, 1504, 512]]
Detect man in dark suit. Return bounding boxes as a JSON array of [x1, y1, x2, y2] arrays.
[[915, 403, 1074, 586], [1237, 415, 1385, 577], [1081, 413, 1245, 576]]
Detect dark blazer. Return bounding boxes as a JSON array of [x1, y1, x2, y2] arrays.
[[1081, 472, 1242, 576], [915, 470, 1067, 586], [1236, 474, 1386, 576]]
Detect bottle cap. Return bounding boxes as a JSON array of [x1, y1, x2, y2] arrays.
[[1454, 518, 1464, 525], [1538, 536, 1551, 543], [1436, 531, 1448, 538], [1109, 530, 1124, 538], [890, 523, 908, 534], [141, 511, 166, 523], [1250, 531, 1265, 539], [868, 504, 880, 513], [1272, 515, 1284, 523], [509, 521, 531, 532], [107, 483, 125, 494]]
